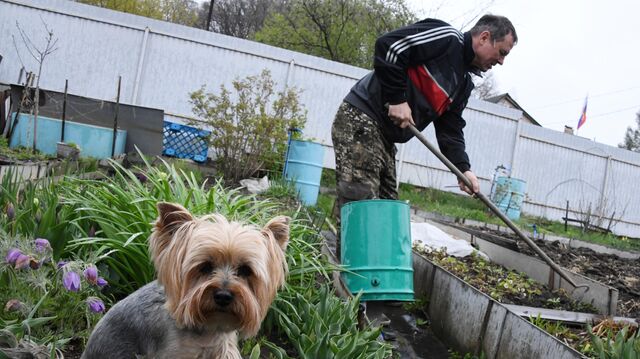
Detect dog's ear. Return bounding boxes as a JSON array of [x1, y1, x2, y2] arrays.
[[262, 216, 290, 251], [155, 202, 194, 235]]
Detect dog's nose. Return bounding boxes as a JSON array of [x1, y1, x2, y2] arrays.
[[213, 289, 234, 307]]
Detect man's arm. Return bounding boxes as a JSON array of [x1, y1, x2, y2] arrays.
[[433, 111, 479, 195]]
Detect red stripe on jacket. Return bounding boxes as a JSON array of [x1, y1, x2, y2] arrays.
[[407, 65, 451, 116]]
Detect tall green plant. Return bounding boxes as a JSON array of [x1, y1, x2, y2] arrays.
[[61, 156, 275, 296], [274, 286, 391, 358], [189, 69, 307, 183]]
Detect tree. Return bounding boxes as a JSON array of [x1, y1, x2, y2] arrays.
[[254, 0, 416, 68], [619, 111, 640, 152], [76, 0, 199, 26], [197, 0, 282, 38], [471, 72, 499, 100], [12, 20, 59, 151]]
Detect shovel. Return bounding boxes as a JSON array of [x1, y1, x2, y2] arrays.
[[407, 124, 584, 289]]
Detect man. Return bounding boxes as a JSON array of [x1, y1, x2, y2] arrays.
[[331, 15, 517, 248]]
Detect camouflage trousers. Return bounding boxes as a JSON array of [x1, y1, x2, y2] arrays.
[[331, 101, 398, 231]]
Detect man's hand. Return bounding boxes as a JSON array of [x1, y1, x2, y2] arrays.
[[458, 170, 479, 195], [388, 102, 415, 128]]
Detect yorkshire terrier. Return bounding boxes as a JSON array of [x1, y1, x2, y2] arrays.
[[82, 202, 290, 359]]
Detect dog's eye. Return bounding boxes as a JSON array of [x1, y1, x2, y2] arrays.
[[200, 262, 214, 275], [237, 265, 252, 278]]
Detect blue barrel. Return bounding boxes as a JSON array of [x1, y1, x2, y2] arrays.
[[341, 200, 414, 301], [491, 177, 527, 220], [284, 140, 324, 206]]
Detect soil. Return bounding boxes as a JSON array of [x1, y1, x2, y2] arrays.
[[473, 226, 640, 319], [417, 248, 599, 314]]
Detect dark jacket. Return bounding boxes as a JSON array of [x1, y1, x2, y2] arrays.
[[344, 18, 479, 173]]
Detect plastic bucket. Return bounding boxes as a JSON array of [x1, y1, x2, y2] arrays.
[[340, 199, 414, 301], [491, 176, 527, 220], [284, 140, 324, 206]]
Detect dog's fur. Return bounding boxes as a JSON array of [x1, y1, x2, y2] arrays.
[[82, 202, 289, 359]]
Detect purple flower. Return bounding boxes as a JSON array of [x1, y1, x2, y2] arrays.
[[15, 254, 31, 270], [6, 203, 14, 221], [57, 260, 67, 269], [5, 248, 22, 265], [4, 299, 23, 312], [135, 172, 148, 183], [34, 238, 50, 252], [96, 277, 108, 287], [88, 225, 96, 238], [63, 271, 81, 292], [84, 266, 98, 285], [86, 297, 105, 313]]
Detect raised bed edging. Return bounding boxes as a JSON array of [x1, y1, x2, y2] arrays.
[[422, 219, 619, 316], [413, 252, 585, 359], [0, 162, 53, 181]]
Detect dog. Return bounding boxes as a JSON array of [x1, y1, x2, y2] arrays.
[[82, 202, 290, 359]]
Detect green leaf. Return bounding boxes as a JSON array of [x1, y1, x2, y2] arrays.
[[249, 343, 260, 359]]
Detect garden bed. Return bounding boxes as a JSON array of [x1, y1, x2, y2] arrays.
[[415, 247, 599, 314], [472, 226, 640, 318]]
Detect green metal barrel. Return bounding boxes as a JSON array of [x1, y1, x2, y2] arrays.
[[340, 199, 414, 301]]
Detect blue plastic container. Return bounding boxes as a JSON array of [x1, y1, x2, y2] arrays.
[[341, 199, 414, 301], [9, 113, 126, 159], [284, 140, 324, 206], [491, 176, 527, 220], [162, 121, 210, 163]]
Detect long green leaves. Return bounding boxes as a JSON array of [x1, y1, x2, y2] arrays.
[[61, 156, 274, 296]]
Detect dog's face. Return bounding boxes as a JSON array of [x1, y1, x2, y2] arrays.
[[149, 203, 289, 338]]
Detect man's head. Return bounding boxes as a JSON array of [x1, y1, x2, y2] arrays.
[[470, 14, 517, 72]]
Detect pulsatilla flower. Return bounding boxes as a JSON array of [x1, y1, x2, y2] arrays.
[[6, 203, 15, 221], [15, 254, 31, 270], [88, 225, 96, 238], [63, 271, 81, 292], [5, 248, 22, 265], [96, 277, 108, 288], [83, 266, 98, 285], [34, 238, 50, 252], [4, 299, 23, 312], [86, 297, 105, 313]]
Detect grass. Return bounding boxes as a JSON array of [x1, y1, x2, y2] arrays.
[[398, 183, 496, 223], [319, 169, 640, 253], [517, 215, 640, 252]]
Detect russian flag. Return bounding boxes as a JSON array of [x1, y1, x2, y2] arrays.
[[577, 96, 588, 130]]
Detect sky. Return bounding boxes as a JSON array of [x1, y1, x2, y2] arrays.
[[407, 0, 640, 147]]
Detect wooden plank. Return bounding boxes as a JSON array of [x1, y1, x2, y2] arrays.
[[503, 304, 638, 327]]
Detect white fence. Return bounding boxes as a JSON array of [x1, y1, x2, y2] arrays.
[[1, 0, 639, 237]]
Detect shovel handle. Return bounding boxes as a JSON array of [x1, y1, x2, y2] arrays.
[[407, 124, 580, 288]]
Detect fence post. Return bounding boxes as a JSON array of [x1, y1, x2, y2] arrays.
[[131, 27, 150, 105], [61, 79, 68, 142], [509, 118, 522, 176], [597, 155, 612, 216], [284, 59, 296, 91], [111, 76, 121, 157]]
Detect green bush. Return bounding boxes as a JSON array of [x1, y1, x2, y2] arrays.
[[189, 69, 307, 184]]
